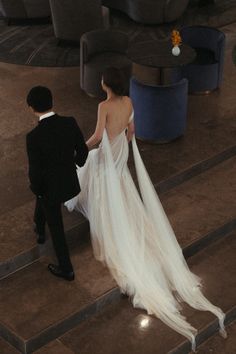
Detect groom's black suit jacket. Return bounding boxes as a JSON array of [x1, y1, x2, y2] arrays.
[[26, 114, 88, 204]]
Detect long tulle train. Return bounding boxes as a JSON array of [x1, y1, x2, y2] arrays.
[[65, 129, 226, 351]]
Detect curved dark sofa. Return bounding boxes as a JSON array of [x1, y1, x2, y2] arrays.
[[0, 0, 51, 20], [80, 29, 132, 97], [49, 0, 109, 43], [130, 77, 188, 142], [102, 0, 189, 24], [180, 26, 226, 93]]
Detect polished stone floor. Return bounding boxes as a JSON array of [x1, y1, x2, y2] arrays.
[[0, 15, 236, 354]]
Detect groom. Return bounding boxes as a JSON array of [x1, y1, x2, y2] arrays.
[[26, 86, 88, 281]]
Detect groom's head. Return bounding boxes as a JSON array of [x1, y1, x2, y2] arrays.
[[27, 86, 53, 115]]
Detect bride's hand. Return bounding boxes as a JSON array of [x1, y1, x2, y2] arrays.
[[86, 141, 94, 150]]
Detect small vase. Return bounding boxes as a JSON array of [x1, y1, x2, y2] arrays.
[[172, 45, 180, 56]]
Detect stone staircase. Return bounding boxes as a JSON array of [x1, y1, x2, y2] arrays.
[[0, 146, 235, 353], [1, 19, 236, 354], [196, 321, 236, 354], [36, 232, 236, 354]]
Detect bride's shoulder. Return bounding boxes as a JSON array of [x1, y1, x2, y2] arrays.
[[98, 99, 107, 108], [123, 96, 133, 109], [123, 95, 132, 104], [123, 96, 133, 115], [98, 100, 109, 114]]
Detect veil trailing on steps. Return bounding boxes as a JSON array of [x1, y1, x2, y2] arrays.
[[65, 120, 226, 351]]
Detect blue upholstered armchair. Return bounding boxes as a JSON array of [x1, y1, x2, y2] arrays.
[[180, 26, 225, 93], [130, 78, 188, 143]]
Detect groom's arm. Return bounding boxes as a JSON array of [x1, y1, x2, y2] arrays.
[[71, 118, 88, 167], [26, 133, 44, 196]]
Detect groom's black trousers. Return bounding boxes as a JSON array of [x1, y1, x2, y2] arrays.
[[34, 197, 73, 273]]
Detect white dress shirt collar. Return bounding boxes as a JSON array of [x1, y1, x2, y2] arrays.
[[39, 111, 55, 121]]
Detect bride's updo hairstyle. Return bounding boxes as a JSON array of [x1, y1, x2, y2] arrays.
[[102, 67, 126, 96]]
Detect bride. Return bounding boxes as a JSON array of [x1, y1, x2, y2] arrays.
[[65, 67, 226, 351]]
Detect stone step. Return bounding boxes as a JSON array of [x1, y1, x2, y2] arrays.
[[154, 144, 236, 194], [195, 320, 236, 354], [1, 154, 236, 280], [0, 227, 235, 354], [35, 232, 236, 354], [169, 308, 236, 354], [0, 241, 119, 354], [161, 155, 236, 255], [0, 337, 20, 354], [0, 202, 89, 279], [35, 340, 74, 354]]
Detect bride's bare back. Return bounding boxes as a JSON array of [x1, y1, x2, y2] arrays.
[[86, 95, 134, 149], [103, 95, 133, 140]]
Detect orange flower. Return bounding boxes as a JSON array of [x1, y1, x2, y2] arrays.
[[171, 30, 182, 46]]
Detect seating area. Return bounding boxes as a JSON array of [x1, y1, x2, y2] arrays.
[[77, 22, 225, 141], [0, 1, 228, 142], [102, 0, 189, 24], [0, 0, 223, 141], [0, 3, 229, 157], [0, 0, 51, 22], [180, 26, 226, 93]]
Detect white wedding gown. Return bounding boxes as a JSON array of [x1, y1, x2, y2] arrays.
[[65, 114, 226, 351]]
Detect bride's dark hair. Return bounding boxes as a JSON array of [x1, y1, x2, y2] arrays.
[[102, 67, 126, 96]]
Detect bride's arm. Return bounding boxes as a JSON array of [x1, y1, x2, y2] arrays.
[[126, 98, 135, 142], [127, 119, 135, 142], [86, 103, 107, 149]]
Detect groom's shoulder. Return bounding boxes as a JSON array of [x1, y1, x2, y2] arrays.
[[26, 126, 38, 140], [56, 114, 77, 125]]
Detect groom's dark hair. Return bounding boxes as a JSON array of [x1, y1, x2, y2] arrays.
[[27, 86, 53, 113]]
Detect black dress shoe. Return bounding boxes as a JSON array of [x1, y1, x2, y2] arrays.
[[34, 226, 45, 244], [48, 264, 75, 281]]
